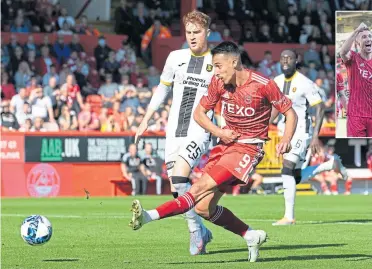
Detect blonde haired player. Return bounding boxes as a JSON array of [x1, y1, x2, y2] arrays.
[[134, 10, 213, 255]]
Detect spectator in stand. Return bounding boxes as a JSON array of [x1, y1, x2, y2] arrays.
[[130, 113, 145, 132], [140, 143, 164, 195], [101, 51, 121, 82], [23, 35, 38, 57], [131, 1, 152, 55], [1, 72, 16, 100], [121, 143, 148, 196], [239, 28, 255, 43], [119, 79, 139, 113], [78, 103, 99, 131], [322, 55, 333, 72], [7, 34, 21, 58], [10, 88, 27, 114], [321, 23, 333, 45], [61, 74, 84, 112], [2, 45, 10, 68], [43, 76, 58, 98], [10, 16, 30, 33], [42, 64, 60, 87], [308, 61, 318, 82], [19, 117, 33, 132], [94, 36, 112, 71], [273, 26, 290, 43], [320, 45, 331, 65], [39, 35, 56, 58], [54, 35, 71, 65], [130, 65, 148, 86], [40, 6, 58, 32], [118, 74, 135, 111], [29, 87, 55, 123], [31, 117, 47, 132], [136, 78, 151, 114], [112, 100, 128, 131], [141, 18, 172, 66], [304, 40, 321, 68], [58, 21, 74, 35], [59, 64, 70, 85], [114, 0, 134, 37], [15, 102, 32, 127], [258, 50, 276, 78], [58, 7, 75, 30], [10, 46, 26, 75], [146, 66, 160, 89], [257, 24, 273, 43], [1, 101, 19, 131], [287, 4, 300, 42], [15, 8, 33, 31], [25, 76, 39, 97], [116, 39, 136, 64], [275, 14, 289, 35], [207, 23, 223, 42], [124, 106, 135, 127], [58, 104, 78, 130], [222, 28, 233, 41], [155, 109, 168, 131], [27, 49, 38, 75], [14, 62, 33, 91], [69, 34, 85, 53], [98, 73, 119, 108], [67, 51, 80, 72]]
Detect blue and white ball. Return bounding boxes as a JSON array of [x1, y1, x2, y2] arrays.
[[21, 215, 52, 246]]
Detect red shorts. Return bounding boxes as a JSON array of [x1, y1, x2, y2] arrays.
[[347, 116, 372, 137], [203, 143, 265, 188]]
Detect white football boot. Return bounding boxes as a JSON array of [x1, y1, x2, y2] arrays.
[[244, 230, 267, 262]]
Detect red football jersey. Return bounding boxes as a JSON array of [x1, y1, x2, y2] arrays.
[[200, 70, 292, 141], [344, 51, 372, 117], [336, 72, 345, 92]]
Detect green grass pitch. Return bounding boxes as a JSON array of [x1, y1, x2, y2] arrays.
[[2, 195, 372, 269]]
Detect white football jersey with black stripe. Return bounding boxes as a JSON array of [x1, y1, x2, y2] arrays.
[[274, 71, 323, 136], [160, 49, 214, 138]]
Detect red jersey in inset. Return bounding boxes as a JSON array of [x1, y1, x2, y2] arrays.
[[336, 72, 345, 92], [200, 70, 292, 141], [344, 51, 372, 117]]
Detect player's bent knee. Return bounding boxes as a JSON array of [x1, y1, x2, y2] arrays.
[[189, 174, 217, 200], [194, 203, 210, 219]]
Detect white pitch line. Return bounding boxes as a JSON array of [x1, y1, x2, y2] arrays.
[[1, 214, 371, 225]]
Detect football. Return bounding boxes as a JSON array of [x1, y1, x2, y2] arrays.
[[20, 215, 53, 246]]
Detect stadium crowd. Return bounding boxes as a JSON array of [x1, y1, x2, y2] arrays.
[[0, 0, 368, 133]]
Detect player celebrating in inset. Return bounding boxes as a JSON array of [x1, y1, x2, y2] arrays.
[[134, 10, 214, 255], [272, 49, 325, 226], [130, 41, 298, 262], [339, 22, 372, 137]]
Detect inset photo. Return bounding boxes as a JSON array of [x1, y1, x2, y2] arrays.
[[336, 11, 372, 138]]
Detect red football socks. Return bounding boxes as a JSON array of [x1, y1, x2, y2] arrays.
[[156, 192, 195, 219], [206, 205, 249, 237]]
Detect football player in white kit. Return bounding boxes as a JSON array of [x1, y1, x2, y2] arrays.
[[272, 49, 325, 226], [134, 10, 213, 255]]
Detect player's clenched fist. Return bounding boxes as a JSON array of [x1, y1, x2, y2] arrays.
[[218, 129, 241, 144], [276, 138, 291, 157], [356, 22, 368, 32]]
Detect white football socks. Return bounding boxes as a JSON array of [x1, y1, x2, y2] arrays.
[[282, 174, 296, 221], [174, 182, 203, 233], [143, 210, 160, 223]]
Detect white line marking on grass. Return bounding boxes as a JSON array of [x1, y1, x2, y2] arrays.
[[2, 214, 371, 225]]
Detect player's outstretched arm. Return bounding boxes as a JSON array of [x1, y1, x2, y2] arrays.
[[340, 22, 368, 62], [194, 104, 240, 144], [134, 83, 171, 144], [276, 108, 297, 157]]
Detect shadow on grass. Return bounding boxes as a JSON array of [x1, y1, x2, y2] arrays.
[[43, 259, 79, 262], [208, 243, 347, 255], [164, 254, 372, 265], [310, 219, 372, 224]]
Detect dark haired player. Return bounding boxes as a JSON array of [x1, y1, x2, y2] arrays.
[[129, 41, 298, 262]]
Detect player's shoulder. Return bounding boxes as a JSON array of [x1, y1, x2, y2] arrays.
[[273, 73, 285, 83], [169, 48, 192, 58], [122, 153, 130, 161], [251, 70, 270, 86]]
